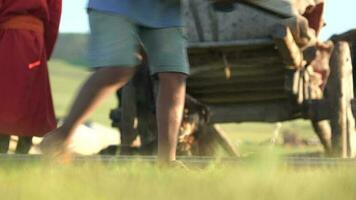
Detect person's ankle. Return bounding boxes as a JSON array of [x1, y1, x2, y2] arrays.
[[57, 124, 75, 138]]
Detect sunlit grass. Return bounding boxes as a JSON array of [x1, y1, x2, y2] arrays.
[[0, 159, 355, 200]]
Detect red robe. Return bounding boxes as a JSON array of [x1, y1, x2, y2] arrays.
[[0, 0, 61, 136]]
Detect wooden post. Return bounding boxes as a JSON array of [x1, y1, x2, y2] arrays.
[[209, 124, 239, 157], [328, 42, 356, 157], [344, 48, 356, 158], [196, 124, 239, 157], [272, 24, 304, 69]]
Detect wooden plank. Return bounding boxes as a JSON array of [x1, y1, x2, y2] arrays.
[[191, 89, 286, 98], [272, 25, 304, 69], [190, 71, 285, 82], [297, 69, 305, 104], [188, 74, 285, 87], [189, 61, 284, 75], [207, 124, 239, 157], [191, 66, 286, 79], [208, 101, 301, 123], [284, 69, 300, 95], [188, 38, 274, 53], [194, 91, 288, 104], [189, 45, 280, 59], [189, 50, 282, 65], [188, 80, 285, 94], [189, 55, 282, 66]]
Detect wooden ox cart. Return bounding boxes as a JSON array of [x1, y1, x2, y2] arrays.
[[109, 0, 356, 158]]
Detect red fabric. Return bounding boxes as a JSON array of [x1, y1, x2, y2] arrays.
[[0, 0, 62, 136], [303, 3, 324, 36]]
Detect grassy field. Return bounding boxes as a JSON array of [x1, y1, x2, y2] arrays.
[[0, 160, 355, 200]]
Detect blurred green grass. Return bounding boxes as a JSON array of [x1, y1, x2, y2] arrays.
[[0, 160, 355, 200], [220, 121, 323, 156]]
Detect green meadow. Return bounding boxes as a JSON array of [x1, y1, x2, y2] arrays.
[[0, 160, 355, 200]]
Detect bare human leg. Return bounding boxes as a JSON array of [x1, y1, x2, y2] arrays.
[[156, 72, 187, 164], [40, 67, 135, 156]]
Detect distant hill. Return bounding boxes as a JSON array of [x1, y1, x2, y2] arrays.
[[52, 33, 89, 66]]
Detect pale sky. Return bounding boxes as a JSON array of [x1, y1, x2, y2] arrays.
[[60, 0, 356, 40]]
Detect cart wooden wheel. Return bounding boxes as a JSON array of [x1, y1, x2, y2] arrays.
[[197, 124, 239, 157], [327, 41, 356, 158]]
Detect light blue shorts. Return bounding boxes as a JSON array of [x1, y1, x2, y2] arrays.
[[88, 10, 190, 75]]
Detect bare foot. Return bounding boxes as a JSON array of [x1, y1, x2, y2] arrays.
[[40, 127, 73, 162]]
